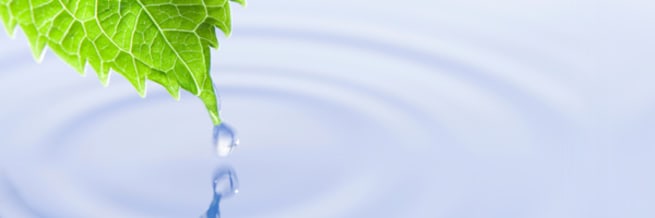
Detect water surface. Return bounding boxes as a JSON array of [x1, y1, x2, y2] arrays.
[[1, 1, 655, 217]]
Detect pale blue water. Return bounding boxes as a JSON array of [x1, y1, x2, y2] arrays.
[[1, 0, 655, 217]]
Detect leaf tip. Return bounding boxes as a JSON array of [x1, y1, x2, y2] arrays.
[[161, 86, 180, 100], [199, 88, 221, 125], [33, 46, 47, 64], [0, 11, 17, 38], [2, 25, 15, 39], [135, 82, 148, 98], [74, 61, 89, 76], [164, 84, 181, 100], [231, 0, 247, 7], [170, 89, 181, 101], [211, 112, 221, 125], [100, 78, 110, 87], [97, 67, 111, 87]]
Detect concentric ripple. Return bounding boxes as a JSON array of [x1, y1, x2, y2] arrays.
[[0, 14, 588, 218]]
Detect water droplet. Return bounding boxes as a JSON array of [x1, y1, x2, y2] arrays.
[[202, 166, 239, 218], [212, 167, 239, 197], [212, 123, 238, 157]]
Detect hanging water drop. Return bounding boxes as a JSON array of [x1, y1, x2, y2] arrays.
[[213, 123, 239, 157]]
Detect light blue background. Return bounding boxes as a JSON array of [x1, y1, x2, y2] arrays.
[[1, 0, 654, 217]]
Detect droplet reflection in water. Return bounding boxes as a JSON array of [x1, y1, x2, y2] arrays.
[[213, 123, 239, 157], [202, 166, 239, 218]]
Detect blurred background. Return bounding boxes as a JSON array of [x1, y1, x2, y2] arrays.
[[1, 0, 655, 217]]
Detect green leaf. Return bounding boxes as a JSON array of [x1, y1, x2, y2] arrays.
[[0, 0, 244, 125]]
